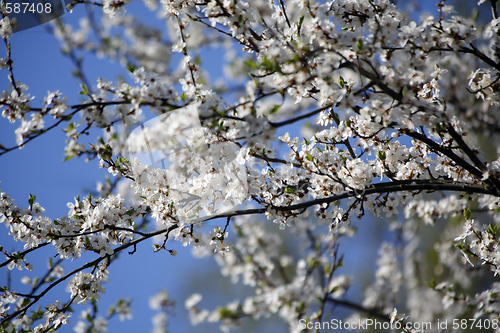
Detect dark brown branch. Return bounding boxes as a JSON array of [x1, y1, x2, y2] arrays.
[[404, 130, 484, 180], [0, 99, 181, 157], [326, 297, 390, 322], [270, 103, 335, 128], [185, 179, 496, 225], [0, 243, 50, 269], [0, 224, 178, 325], [278, 0, 291, 28]]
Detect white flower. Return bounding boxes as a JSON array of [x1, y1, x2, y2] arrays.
[[185, 293, 202, 309], [68, 271, 107, 305]]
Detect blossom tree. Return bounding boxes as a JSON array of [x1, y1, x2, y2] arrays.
[[2, 0, 500, 331]]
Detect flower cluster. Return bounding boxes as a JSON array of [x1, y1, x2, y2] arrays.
[[68, 270, 108, 305]]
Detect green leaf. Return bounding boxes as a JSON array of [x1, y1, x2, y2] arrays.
[[377, 151, 386, 161], [79, 84, 89, 96], [261, 57, 273, 70], [471, 8, 479, 22], [126, 63, 136, 73], [329, 286, 339, 294], [217, 307, 233, 319], [31, 308, 45, 320], [338, 75, 345, 88], [463, 208, 471, 220], [356, 39, 363, 51], [269, 104, 280, 114], [72, 69, 82, 78], [402, 86, 408, 97], [488, 224, 498, 237], [297, 15, 304, 35], [305, 152, 314, 162], [20, 298, 31, 307], [260, 56, 280, 72], [28, 193, 36, 209], [244, 59, 258, 70], [67, 122, 75, 133]]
